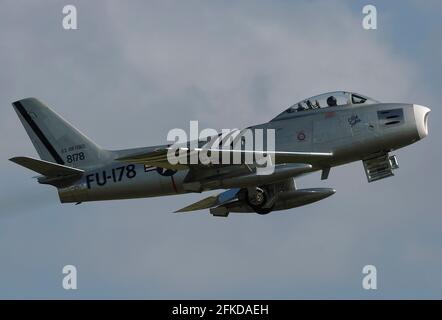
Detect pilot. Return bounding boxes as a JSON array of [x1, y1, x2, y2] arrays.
[[314, 100, 321, 108], [305, 100, 314, 109], [327, 96, 337, 107]]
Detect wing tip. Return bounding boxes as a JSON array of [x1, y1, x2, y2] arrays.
[[9, 156, 26, 164]]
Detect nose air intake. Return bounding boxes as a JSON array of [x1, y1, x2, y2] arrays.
[[413, 104, 431, 139]]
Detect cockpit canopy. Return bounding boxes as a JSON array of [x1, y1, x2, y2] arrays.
[[272, 91, 379, 121]]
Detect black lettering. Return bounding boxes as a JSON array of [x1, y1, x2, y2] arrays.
[[96, 171, 107, 186], [116, 166, 125, 181], [126, 165, 136, 179], [86, 174, 94, 189]]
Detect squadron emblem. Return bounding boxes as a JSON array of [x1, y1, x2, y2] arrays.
[[348, 114, 361, 127]]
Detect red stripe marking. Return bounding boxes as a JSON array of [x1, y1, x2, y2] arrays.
[[325, 111, 336, 118]]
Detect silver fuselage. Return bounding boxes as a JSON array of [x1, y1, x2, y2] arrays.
[[58, 103, 427, 203]]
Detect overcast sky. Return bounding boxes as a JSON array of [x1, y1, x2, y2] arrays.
[[0, 0, 441, 299]]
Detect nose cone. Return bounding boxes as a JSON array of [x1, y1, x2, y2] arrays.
[[413, 104, 431, 139]]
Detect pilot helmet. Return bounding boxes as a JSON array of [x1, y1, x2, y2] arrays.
[[327, 96, 337, 107]]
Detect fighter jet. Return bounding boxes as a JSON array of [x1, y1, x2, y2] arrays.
[[10, 91, 430, 217]]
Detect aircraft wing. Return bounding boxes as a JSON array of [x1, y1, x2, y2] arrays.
[[175, 179, 335, 217], [116, 147, 333, 170], [175, 188, 241, 213]]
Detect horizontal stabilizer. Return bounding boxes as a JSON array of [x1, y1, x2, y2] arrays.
[[9, 156, 84, 177]]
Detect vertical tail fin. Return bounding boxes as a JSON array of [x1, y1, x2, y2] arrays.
[[12, 98, 110, 169]]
